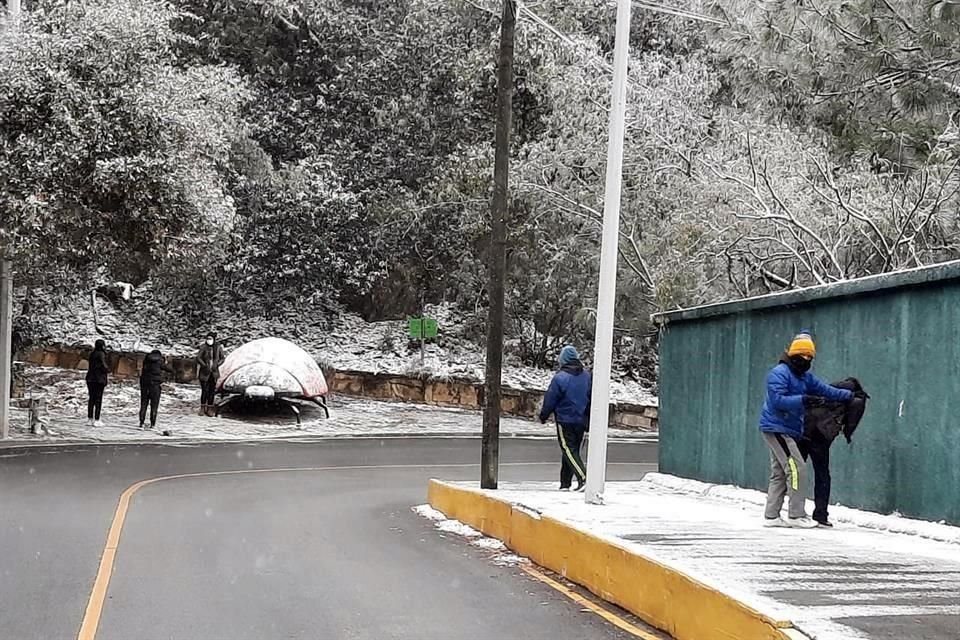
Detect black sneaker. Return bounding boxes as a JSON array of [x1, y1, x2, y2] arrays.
[[816, 519, 833, 528]]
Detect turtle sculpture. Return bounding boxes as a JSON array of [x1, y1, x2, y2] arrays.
[[215, 337, 330, 423]]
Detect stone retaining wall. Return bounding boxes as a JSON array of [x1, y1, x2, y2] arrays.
[[328, 369, 658, 432], [17, 345, 658, 433]]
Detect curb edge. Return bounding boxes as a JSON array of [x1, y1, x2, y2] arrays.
[[427, 479, 796, 640]]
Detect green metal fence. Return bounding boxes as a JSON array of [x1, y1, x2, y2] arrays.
[[655, 262, 960, 525]]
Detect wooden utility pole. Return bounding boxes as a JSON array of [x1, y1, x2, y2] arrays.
[[481, 0, 516, 490], [0, 259, 10, 440]]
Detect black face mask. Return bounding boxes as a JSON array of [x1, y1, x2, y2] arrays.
[[789, 355, 812, 374]]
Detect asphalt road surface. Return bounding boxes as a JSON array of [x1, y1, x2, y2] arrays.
[[0, 437, 658, 640]]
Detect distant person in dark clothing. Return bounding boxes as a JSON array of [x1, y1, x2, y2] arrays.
[[539, 345, 593, 492], [85, 339, 109, 427], [759, 331, 853, 529], [800, 378, 870, 527], [197, 332, 224, 416], [139, 349, 173, 430]]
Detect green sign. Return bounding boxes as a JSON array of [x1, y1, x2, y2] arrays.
[[408, 317, 439, 339]]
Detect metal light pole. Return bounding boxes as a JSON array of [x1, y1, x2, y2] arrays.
[[584, 0, 631, 505]]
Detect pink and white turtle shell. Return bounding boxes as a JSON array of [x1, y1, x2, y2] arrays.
[[217, 337, 328, 399]]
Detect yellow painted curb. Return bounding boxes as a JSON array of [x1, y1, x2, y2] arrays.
[[427, 479, 796, 640]]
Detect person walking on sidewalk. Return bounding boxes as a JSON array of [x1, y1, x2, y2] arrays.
[[759, 331, 853, 529], [539, 345, 592, 492], [139, 348, 174, 431], [197, 332, 224, 416], [85, 339, 109, 427]]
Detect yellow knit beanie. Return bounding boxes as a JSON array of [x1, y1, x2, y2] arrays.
[[787, 332, 816, 359]]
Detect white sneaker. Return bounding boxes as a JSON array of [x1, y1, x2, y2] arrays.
[[94, 420, 104, 428], [87, 418, 94, 427], [786, 516, 819, 529], [763, 517, 788, 528]]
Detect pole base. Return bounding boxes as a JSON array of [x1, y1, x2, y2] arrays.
[[585, 490, 605, 505]]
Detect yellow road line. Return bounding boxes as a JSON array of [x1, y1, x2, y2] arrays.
[[521, 564, 663, 639], [76, 460, 578, 640]]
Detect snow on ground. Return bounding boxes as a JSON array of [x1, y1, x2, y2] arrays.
[[24, 292, 657, 406], [5, 367, 654, 444], [413, 505, 521, 565], [641, 473, 960, 546], [455, 477, 960, 640]]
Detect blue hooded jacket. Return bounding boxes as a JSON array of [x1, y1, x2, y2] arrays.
[[759, 362, 853, 439], [539, 363, 592, 426]]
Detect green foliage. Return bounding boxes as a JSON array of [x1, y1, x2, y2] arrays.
[[709, 0, 960, 165], [225, 158, 376, 311], [0, 0, 248, 282], [10, 0, 960, 357]]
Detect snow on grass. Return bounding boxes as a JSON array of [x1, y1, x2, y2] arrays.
[[460, 479, 960, 640], [24, 293, 657, 407], [8, 367, 655, 444]]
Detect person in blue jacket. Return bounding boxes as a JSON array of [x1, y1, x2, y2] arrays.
[[539, 345, 592, 491], [760, 331, 853, 529]]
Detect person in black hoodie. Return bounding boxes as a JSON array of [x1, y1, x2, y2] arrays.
[[139, 349, 174, 430], [85, 339, 109, 426], [800, 377, 870, 527]]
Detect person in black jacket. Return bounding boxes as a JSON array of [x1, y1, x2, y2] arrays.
[[139, 349, 174, 430], [800, 377, 869, 527], [85, 339, 109, 426], [197, 332, 224, 416]]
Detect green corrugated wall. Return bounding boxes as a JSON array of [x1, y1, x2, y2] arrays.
[[658, 272, 960, 525]]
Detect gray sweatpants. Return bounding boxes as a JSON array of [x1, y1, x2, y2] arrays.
[[762, 432, 808, 520]]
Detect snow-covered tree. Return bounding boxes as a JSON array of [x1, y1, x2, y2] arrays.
[[0, 0, 248, 284]]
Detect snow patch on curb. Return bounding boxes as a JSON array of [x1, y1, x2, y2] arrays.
[[412, 504, 447, 521], [413, 505, 524, 565], [436, 519, 482, 538]]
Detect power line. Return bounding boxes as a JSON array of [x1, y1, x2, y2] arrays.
[[630, 1, 726, 26]]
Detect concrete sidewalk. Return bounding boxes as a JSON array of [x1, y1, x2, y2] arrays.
[[436, 476, 960, 640]]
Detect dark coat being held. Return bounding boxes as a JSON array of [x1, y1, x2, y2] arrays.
[[803, 377, 869, 444]]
